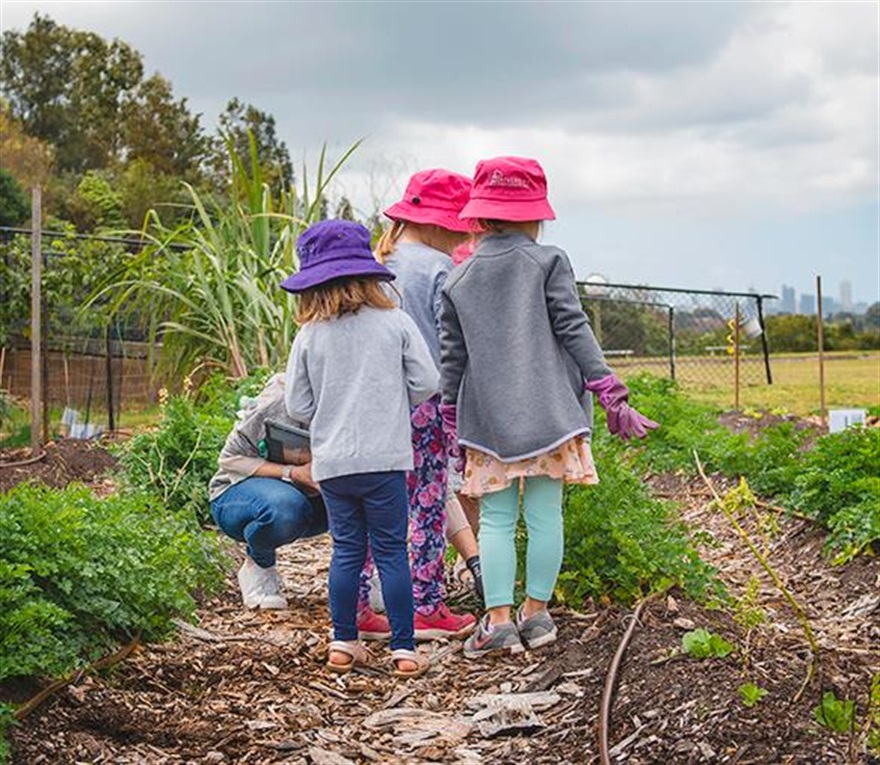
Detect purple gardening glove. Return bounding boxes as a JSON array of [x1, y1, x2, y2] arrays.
[[585, 374, 659, 441], [439, 403, 465, 472]]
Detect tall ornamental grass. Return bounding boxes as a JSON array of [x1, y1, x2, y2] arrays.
[[91, 133, 361, 380]]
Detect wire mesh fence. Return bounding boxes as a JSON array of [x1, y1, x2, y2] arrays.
[[1, 228, 157, 441], [576, 281, 777, 390]]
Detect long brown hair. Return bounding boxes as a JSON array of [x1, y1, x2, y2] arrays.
[[295, 276, 396, 324], [374, 220, 406, 264]]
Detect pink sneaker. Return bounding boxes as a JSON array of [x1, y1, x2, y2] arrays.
[[357, 607, 392, 641], [414, 603, 477, 640]]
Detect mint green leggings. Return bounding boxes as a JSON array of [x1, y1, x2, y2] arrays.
[[479, 476, 564, 609]]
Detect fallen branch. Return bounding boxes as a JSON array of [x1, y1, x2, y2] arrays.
[[14, 632, 141, 720], [693, 450, 819, 702]]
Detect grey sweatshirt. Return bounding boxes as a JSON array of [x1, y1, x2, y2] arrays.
[[207, 374, 317, 502], [383, 242, 452, 369], [285, 306, 439, 482], [440, 231, 612, 462]]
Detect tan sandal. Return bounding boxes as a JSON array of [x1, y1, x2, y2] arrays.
[[326, 640, 370, 675], [391, 648, 429, 679]]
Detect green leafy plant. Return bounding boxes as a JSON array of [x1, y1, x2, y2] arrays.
[[739, 682, 769, 707], [813, 690, 856, 734], [0, 702, 14, 764], [867, 673, 879, 756], [116, 390, 231, 523], [681, 628, 734, 659], [0, 483, 228, 683], [558, 448, 720, 606]]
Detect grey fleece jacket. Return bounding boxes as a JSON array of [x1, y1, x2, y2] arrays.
[[440, 231, 612, 462], [285, 306, 439, 482]]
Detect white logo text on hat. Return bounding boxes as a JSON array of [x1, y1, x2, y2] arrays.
[[488, 169, 530, 188]]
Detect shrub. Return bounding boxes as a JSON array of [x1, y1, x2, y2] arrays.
[[559, 446, 720, 605], [116, 392, 231, 523], [0, 483, 227, 682]]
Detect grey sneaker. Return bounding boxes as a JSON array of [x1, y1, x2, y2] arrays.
[[463, 615, 524, 659], [516, 607, 557, 649]]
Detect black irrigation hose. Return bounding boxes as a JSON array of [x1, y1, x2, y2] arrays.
[[598, 597, 651, 765]]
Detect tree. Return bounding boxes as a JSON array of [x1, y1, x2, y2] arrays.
[[121, 74, 208, 179], [866, 302, 880, 330], [0, 168, 30, 226], [1, 13, 143, 172], [0, 101, 55, 190], [210, 98, 293, 195]]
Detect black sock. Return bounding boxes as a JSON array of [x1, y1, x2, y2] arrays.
[[466, 555, 484, 602]]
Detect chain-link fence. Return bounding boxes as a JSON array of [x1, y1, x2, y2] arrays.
[[576, 281, 777, 390], [1, 227, 157, 441]]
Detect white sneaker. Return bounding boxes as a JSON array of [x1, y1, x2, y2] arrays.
[[237, 559, 288, 610]]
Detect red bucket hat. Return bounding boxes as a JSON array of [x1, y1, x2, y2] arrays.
[[384, 169, 473, 233], [459, 156, 556, 222]]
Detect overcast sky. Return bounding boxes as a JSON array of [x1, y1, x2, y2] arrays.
[[2, 0, 878, 305]]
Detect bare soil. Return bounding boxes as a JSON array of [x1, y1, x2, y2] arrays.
[[0, 438, 117, 494], [4, 440, 879, 765]]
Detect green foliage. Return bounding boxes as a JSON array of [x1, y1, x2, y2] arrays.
[[116, 390, 231, 523], [0, 168, 30, 226], [868, 673, 880, 756], [681, 628, 734, 659], [0, 703, 13, 764], [0, 483, 227, 682], [621, 374, 879, 563], [67, 170, 124, 230], [789, 427, 880, 562], [738, 682, 769, 707], [559, 451, 720, 605], [813, 690, 856, 734]]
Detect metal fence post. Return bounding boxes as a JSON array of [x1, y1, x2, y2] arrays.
[[668, 305, 676, 381], [756, 296, 772, 384]]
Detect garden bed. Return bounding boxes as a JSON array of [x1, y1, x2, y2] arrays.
[[0, 439, 117, 494], [6, 473, 877, 764]]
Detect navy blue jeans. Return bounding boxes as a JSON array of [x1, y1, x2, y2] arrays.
[[320, 471, 414, 651], [211, 477, 328, 568]]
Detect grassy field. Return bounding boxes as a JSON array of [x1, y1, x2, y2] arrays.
[[618, 351, 880, 416]]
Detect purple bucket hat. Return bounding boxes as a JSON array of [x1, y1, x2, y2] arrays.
[[280, 220, 395, 293]]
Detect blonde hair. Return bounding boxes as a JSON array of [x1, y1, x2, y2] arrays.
[[375, 220, 406, 264], [296, 276, 396, 324], [477, 219, 542, 237]]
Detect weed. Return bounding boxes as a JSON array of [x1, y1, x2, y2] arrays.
[[681, 627, 734, 659], [739, 682, 769, 708], [813, 690, 856, 734]]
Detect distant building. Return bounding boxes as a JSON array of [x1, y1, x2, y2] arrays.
[[799, 293, 816, 315], [780, 285, 796, 313], [840, 281, 853, 312], [823, 296, 837, 316]]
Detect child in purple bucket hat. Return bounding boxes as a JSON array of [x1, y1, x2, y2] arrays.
[[439, 157, 659, 659], [282, 219, 438, 678]]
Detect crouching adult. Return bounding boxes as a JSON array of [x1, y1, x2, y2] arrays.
[[208, 374, 327, 609]]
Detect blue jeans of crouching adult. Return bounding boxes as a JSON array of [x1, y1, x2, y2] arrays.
[[210, 477, 328, 568], [320, 471, 414, 651]]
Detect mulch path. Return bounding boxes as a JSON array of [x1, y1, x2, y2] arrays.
[[4, 440, 879, 764]]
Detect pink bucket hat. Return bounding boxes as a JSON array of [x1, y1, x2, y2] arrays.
[[459, 156, 556, 222], [383, 169, 473, 233]]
